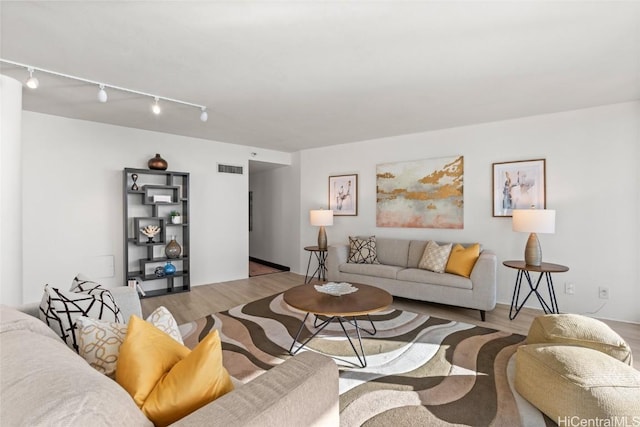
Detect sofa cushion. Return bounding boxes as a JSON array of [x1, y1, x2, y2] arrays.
[[0, 306, 152, 427], [407, 240, 429, 268], [117, 315, 234, 426], [348, 236, 380, 264], [375, 237, 410, 267], [445, 243, 480, 278], [418, 241, 452, 273], [526, 314, 633, 365], [397, 268, 473, 289], [39, 283, 123, 352], [515, 344, 640, 421], [339, 262, 404, 280], [76, 306, 183, 377]]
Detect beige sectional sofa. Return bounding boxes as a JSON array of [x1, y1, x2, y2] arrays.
[[327, 237, 497, 320], [0, 287, 339, 426]]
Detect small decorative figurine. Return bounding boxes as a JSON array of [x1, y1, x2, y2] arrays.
[[131, 173, 139, 191], [140, 225, 161, 243]]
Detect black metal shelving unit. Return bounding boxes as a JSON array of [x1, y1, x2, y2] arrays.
[[123, 168, 190, 298]]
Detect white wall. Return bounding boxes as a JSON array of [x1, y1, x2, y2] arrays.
[[296, 102, 640, 323], [20, 111, 291, 304], [0, 75, 23, 305], [249, 153, 301, 271]]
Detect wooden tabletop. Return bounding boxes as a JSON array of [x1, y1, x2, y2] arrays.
[[283, 283, 393, 317], [503, 260, 569, 273], [304, 246, 327, 252]]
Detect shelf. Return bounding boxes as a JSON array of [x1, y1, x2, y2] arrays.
[[125, 167, 189, 177], [140, 256, 188, 263], [124, 167, 190, 298], [142, 287, 190, 299], [128, 270, 189, 282], [139, 256, 188, 271], [130, 240, 166, 246]]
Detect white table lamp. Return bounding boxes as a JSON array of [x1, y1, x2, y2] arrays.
[[512, 209, 555, 266], [310, 209, 334, 250]]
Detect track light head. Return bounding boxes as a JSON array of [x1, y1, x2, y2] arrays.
[[200, 107, 208, 122], [25, 68, 39, 89], [97, 85, 108, 103], [151, 97, 161, 115]]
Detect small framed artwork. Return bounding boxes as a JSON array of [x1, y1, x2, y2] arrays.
[[492, 159, 546, 217], [329, 174, 358, 216]]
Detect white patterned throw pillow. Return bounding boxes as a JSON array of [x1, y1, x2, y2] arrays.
[[348, 236, 380, 264], [418, 240, 453, 273], [39, 276, 123, 352], [76, 306, 182, 377]]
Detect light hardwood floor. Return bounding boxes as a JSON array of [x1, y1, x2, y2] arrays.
[[141, 272, 639, 369]]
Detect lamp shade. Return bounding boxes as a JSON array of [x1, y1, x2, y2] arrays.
[[512, 209, 555, 234], [310, 209, 334, 226]]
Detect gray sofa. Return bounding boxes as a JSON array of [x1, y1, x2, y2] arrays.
[[0, 287, 339, 426], [327, 237, 497, 321]]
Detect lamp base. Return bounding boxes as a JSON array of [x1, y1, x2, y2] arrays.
[[317, 226, 327, 250], [524, 233, 542, 266]]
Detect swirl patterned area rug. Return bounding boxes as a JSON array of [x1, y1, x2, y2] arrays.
[[179, 292, 553, 426]]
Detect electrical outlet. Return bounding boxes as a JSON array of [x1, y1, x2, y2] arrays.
[[564, 282, 575, 295], [598, 286, 609, 299]]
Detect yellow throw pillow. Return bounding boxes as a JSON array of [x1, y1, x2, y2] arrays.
[[445, 243, 480, 278], [116, 316, 234, 426], [143, 329, 234, 426]]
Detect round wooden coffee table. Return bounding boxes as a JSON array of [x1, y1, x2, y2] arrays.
[[283, 283, 393, 368]]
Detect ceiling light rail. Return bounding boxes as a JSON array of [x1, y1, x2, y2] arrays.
[[0, 58, 208, 122]]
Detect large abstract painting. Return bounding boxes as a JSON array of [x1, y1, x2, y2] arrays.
[[376, 156, 463, 229]]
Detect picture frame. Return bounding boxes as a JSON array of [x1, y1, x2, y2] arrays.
[[492, 159, 546, 217], [329, 174, 358, 216]]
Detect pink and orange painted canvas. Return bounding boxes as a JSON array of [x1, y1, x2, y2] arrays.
[[376, 156, 463, 229]]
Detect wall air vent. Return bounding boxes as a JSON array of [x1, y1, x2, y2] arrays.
[[218, 164, 244, 175]]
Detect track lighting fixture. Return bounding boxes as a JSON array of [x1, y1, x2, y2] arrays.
[[152, 97, 161, 115], [97, 85, 108, 103], [1, 58, 208, 122], [25, 67, 39, 89]]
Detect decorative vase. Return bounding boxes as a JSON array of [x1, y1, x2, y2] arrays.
[[148, 153, 168, 170], [164, 261, 176, 275], [154, 266, 165, 277], [165, 236, 182, 259]]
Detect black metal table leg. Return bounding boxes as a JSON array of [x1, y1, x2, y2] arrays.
[[289, 313, 371, 368], [304, 252, 314, 283]]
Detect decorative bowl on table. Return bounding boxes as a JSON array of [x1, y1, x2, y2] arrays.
[[314, 282, 358, 296]]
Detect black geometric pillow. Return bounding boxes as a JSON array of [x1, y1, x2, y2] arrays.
[[348, 236, 380, 264], [71, 273, 106, 294], [39, 279, 123, 353]]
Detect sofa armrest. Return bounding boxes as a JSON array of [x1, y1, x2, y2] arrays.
[[469, 250, 498, 310], [327, 244, 349, 281], [110, 286, 143, 320], [171, 351, 339, 427], [15, 302, 40, 318]]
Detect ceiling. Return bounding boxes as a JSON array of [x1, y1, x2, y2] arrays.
[[1, 1, 639, 153]]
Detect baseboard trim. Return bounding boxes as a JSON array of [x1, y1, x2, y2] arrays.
[[249, 257, 290, 272]]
